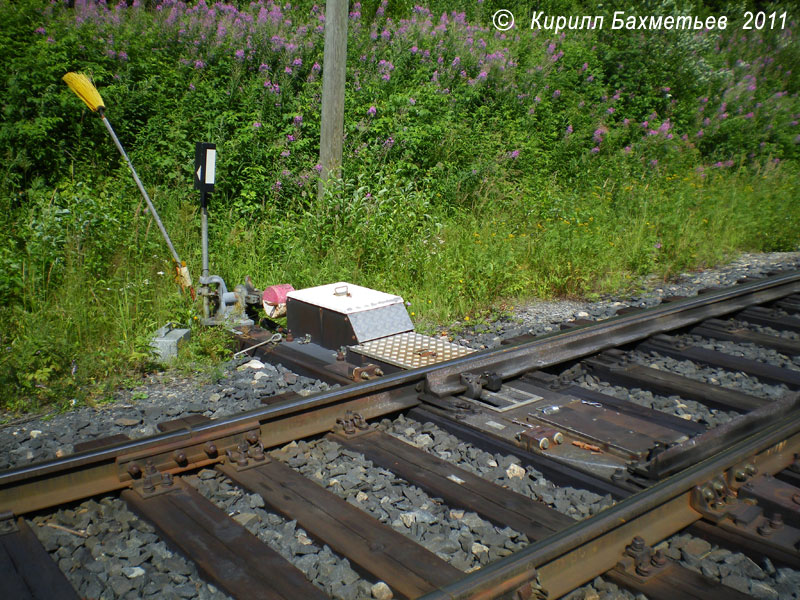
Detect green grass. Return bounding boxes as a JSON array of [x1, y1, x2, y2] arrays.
[[1, 0, 799, 412]]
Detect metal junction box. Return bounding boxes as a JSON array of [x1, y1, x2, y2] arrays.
[[286, 282, 413, 349]]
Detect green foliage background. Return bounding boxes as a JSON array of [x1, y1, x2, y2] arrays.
[[1, 0, 799, 410]]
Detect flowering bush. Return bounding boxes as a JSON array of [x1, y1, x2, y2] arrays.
[[1, 0, 797, 206]]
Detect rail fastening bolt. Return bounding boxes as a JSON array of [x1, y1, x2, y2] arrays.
[[651, 549, 667, 568], [127, 463, 142, 478], [204, 442, 218, 457], [629, 536, 646, 553]]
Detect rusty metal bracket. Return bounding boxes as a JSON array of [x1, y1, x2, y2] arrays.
[[352, 364, 384, 381], [613, 536, 673, 583], [518, 425, 564, 451], [0, 511, 19, 536], [224, 430, 271, 471], [690, 476, 737, 517], [512, 571, 548, 600], [690, 475, 800, 552], [333, 410, 373, 438], [130, 460, 178, 499]]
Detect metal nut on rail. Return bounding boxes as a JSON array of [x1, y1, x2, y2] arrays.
[[173, 450, 188, 466]]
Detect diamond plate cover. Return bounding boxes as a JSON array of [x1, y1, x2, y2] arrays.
[[351, 332, 475, 369], [348, 303, 414, 343]]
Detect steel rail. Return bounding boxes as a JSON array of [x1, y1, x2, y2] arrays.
[[419, 400, 800, 600], [425, 269, 800, 396], [1, 270, 798, 516]]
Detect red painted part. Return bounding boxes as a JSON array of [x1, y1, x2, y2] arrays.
[[263, 284, 295, 306]]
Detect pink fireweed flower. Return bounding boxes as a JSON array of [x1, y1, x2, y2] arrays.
[[509, 149, 519, 159], [253, 122, 262, 128], [367, 105, 376, 116], [591, 146, 600, 153], [294, 115, 303, 126], [552, 89, 561, 98]]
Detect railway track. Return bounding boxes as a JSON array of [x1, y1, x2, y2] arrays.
[[3, 270, 800, 599]]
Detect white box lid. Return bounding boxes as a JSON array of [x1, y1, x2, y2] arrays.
[[286, 282, 404, 315]]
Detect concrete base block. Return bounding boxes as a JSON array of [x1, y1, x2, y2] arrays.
[[150, 324, 191, 362]]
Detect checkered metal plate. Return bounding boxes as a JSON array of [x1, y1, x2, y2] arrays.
[[351, 332, 476, 370]]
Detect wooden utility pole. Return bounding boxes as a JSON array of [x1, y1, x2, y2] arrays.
[[317, 0, 348, 200]]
